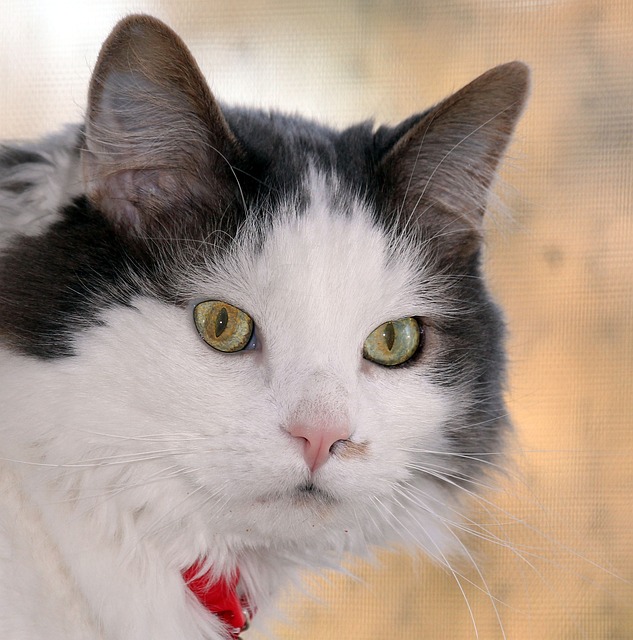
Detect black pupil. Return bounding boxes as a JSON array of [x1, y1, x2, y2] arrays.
[[383, 322, 395, 351], [215, 307, 229, 338]]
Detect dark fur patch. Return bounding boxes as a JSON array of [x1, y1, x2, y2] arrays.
[[222, 107, 381, 211], [1, 181, 34, 195], [0, 197, 143, 358], [0, 147, 52, 169]]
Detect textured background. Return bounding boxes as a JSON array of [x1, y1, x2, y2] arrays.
[[3, 1, 632, 638]]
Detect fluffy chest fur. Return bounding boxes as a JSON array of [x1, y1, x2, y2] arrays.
[[0, 15, 528, 640]]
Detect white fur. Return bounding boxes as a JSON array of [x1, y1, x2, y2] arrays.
[[0, 171, 466, 639]]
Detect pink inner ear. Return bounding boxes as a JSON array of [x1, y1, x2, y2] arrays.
[[89, 170, 142, 231], [84, 161, 191, 233]]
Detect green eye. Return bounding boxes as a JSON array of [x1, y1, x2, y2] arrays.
[[193, 301, 254, 353], [363, 317, 421, 366]]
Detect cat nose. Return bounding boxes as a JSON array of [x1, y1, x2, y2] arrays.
[[288, 422, 352, 473]]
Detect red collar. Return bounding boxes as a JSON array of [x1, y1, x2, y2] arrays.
[[183, 563, 252, 638]]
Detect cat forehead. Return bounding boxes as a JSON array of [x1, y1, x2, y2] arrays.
[[183, 171, 446, 329], [258, 176, 387, 290]]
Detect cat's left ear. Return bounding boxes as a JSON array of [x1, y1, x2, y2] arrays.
[[378, 62, 530, 261], [82, 15, 241, 236]]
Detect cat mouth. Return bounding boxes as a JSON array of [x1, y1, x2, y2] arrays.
[[253, 482, 340, 508], [292, 482, 338, 505]]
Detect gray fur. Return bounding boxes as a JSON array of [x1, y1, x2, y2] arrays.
[[0, 126, 82, 242]]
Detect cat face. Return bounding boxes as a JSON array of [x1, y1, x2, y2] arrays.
[[0, 15, 528, 564], [42, 184, 452, 551]]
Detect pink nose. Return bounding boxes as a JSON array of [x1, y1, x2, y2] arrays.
[[288, 422, 351, 472]]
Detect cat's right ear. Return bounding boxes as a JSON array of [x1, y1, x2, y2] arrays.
[[377, 62, 529, 263], [82, 15, 241, 236]]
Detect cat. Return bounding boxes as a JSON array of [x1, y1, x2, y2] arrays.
[[0, 14, 529, 640]]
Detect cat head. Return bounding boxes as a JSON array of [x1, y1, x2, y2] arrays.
[[0, 15, 529, 565]]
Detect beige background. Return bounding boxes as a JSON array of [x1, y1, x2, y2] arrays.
[[3, 1, 632, 638]]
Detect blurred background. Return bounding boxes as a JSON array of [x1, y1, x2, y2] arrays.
[[2, 1, 632, 638]]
